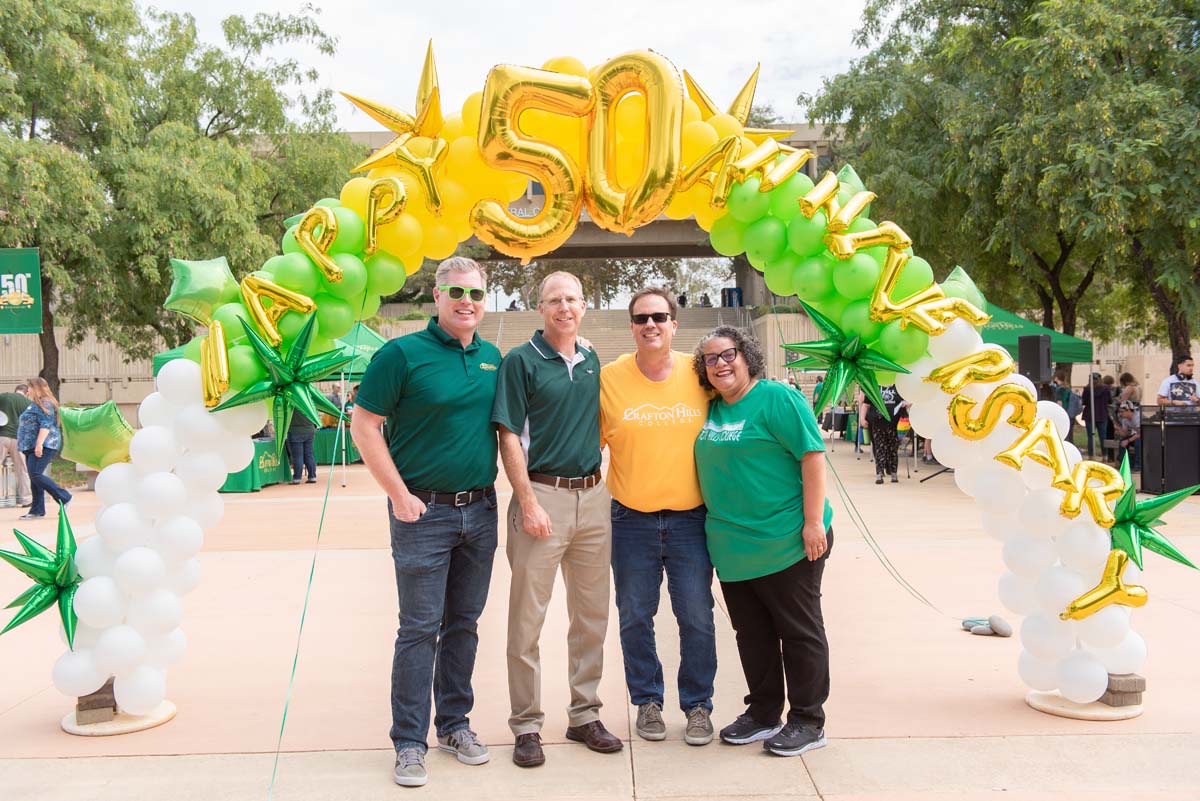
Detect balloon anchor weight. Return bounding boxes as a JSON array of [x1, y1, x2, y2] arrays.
[[62, 680, 177, 736], [1025, 674, 1145, 721]]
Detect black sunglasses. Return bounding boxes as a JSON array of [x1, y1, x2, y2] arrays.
[[702, 347, 739, 367], [631, 312, 673, 325]]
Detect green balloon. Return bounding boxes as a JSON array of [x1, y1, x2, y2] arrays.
[[848, 216, 875, 233], [355, 292, 383, 321], [314, 294, 355, 340], [365, 252, 408, 296], [182, 335, 205, 364], [227, 344, 267, 391], [864, 245, 889, 267], [330, 207, 366, 254], [747, 248, 770, 272], [709, 213, 747, 257], [321, 253, 368, 300], [895, 256, 935, 300], [877, 320, 929, 365], [791, 254, 836, 302], [267, 253, 321, 297], [787, 210, 828, 257], [763, 258, 796, 297], [60, 401, 134, 470], [832, 252, 882, 300], [744, 216, 788, 265], [768, 172, 814, 222], [874, 370, 898, 386], [315, 197, 340, 208], [811, 294, 849, 324], [213, 303, 251, 344], [942, 279, 986, 311], [727, 176, 771, 223], [840, 299, 883, 343], [308, 335, 338, 356], [282, 226, 301, 254]]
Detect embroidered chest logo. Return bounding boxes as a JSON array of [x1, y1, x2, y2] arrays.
[[480, 363, 498, 371]]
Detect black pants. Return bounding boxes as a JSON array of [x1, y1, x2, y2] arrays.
[[719, 528, 833, 728], [286, 431, 316, 481], [867, 415, 899, 475]]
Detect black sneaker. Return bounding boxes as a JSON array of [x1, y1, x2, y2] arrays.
[[718, 713, 782, 745], [763, 723, 826, 757]]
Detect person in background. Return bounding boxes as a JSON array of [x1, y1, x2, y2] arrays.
[[1114, 401, 1141, 470], [1157, 354, 1197, 409], [16, 377, 71, 520], [1118, 373, 1141, 406], [0, 384, 32, 508], [1081, 372, 1111, 459], [343, 385, 359, 421], [1052, 371, 1078, 439], [864, 384, 904, 484], [286, 413, 317, 485]]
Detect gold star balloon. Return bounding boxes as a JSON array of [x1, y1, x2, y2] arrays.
[[682, 66, 793, 144], [1, 505, 81, 648], [1108, 453, 1198, 570]]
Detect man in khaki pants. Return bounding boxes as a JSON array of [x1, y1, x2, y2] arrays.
[[492, 271, 621, 768], [0, 384, 32, 507]]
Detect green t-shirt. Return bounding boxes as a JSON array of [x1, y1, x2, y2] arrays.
[[355, 317, 501, 492], [694, 379, 833, 582], [0, 392, 31, 439], [492, 331, 601, 477]]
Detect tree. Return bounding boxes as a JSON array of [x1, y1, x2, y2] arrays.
[[674, 258, 734, 303]]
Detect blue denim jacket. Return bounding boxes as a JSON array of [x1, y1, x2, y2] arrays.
[[17, 401, 62, 453]]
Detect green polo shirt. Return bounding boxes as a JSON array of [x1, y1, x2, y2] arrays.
[[355, 316, 501, 492], [0, 392, 31, 439], [492, 330, 601, 477]]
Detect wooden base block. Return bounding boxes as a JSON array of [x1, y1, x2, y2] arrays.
[[61, 701, 176, 736], [1025, 690, 1143, 720]]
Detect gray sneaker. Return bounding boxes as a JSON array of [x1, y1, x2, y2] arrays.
[[393, 747, 428, 787], [684, 706, 714, 746], [635, 702, 666, 741], [437, 728, 490, 765]]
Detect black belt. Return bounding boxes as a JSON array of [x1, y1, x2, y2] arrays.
[[528, 470, 603, 490], [409, 486, 494, 507]]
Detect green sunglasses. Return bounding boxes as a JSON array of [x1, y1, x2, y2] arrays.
[[438, 285, 487, 302]]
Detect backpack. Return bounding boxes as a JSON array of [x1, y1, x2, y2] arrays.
[[1065, 390, 1083, 419]]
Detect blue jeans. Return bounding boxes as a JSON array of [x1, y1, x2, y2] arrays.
[[286, 431, 316, 481], [24, 448, 71, 516], [388, 492, 498, 751], [610, 500, 716, 712]]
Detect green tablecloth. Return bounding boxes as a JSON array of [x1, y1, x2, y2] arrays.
[[314, 427, 361, 465], [220, 438, 290, 493]]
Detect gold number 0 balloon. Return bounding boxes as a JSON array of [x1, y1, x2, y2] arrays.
[[585, 52, 684, 233], [472, 65, 595, 263]]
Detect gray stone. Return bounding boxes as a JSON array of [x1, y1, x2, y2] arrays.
[[1107, 673, 1146, 693], [1100, 689, 1143, 707], [987, 615, 1013, 637], [970, 624, 994, 636]]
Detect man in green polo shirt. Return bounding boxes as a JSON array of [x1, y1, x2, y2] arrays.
[[0, 384, 32, 507], [492, 270, 622, 768], [350, 257, 501, 788]]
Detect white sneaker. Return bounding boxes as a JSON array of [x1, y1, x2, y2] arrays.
[[393, 747, 428, 786], [437, 728, 490, 765]]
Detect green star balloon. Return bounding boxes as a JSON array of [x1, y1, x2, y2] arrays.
[[1108, 453, 1198, 570], [213, 315, 352, 457], [1, 505, 81, 648], [785, 300, 909, 419], [60, 400, 134, 470], [164, 256, 240, 325]]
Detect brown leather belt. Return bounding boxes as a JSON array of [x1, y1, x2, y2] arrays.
[[409, 486, 494, 507], [528, 470, 603, 491]]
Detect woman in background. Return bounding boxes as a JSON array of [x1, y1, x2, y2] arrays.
[[16, 377, 71, 520]]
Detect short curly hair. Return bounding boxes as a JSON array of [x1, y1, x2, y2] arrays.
[[692, 326, 765, 392]]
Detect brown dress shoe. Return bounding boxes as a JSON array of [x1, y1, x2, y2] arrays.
[[513, 733, 545, 767], [565, 721, 623, 753]]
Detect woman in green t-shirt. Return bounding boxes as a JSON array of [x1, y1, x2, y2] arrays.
[[691, 326, 833, 759]]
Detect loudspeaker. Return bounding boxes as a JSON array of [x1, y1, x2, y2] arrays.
[[1018, 334, 1052, 383]]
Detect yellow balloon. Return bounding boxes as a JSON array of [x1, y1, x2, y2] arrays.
[[401, 249, 424, 275], [439, 178, 473, 222], [694, 203, 721, 231], [663, 189, 694, 220], [683, 98, 702, 125], [682, 120, 719, 163], [542, 56, 589, 77], [443, 135, 489, 188], [424, 220, 460, 261], [708, 112, 743, 141], [461, 91, 484, 134], [614, 92, 646, 141], [339, 177, 372, 217], [376, 212, 424, 258], [439, 113, 465, 142], [369, 167, 424, 208]]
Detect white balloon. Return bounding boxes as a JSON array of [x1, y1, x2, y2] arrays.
[[1076, 606, 1132, 649], [1087, 630, 1148, 675], [73, 577, 126, 629], [96, 503, 155, 554], [1003, 536, 1058, 578], [907, 402, 951, 441], [52, 649, 107, 698], [1035, 566, 1088, 617], [157, 359, 203, 407], [1057, 519, 1113, 574], [59, 620, 101, 650], [1020, 613, 1077, 662], [95, 463, 139, 507], [189, 492, 225, 530], [165, 557, 202, 595], [1008, 374, 1037, 396], [973, 464, 1028, 514], [1063, 442, 1083, 465], [73, 536, 115, 581], [212, 400, 269, 438], [114, 665, 167, 716], [931, 435, 972, 468], [156, 516, 204, 563], [1124, 561, 1142, 583], [894, 355, 940, 404], [93, 625, 147, 676], [216, 434, 255, 473], [927, 319, 982, 364], [144, 628, 187, 668], [129, 426, 180, 475], [1056, 649, 1109, 704], [172, 403, 226, 453], [981, 510, 1020, 542], [138, 392, 175, 429], [1036, 401, 1071, 440], [126, 589, 183, 637], [954, 462, 979, 497], [1018, 649, 1060, 691], [998, 571, 1040, 615], [136, 472, 189, 522], [1018, 488, 1069, 540], [113, 547, 166, 596], [175, 451, 228, 495]]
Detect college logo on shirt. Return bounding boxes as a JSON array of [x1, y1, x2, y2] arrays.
[[480, 363, 498, 371], [622, 403, 704, 426], [697, 419, 745, 442]]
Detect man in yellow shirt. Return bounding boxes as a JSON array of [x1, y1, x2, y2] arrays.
[[599, 287, 717, 746]]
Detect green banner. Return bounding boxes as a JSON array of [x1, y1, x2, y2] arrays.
[[0, 248, 42, 334]]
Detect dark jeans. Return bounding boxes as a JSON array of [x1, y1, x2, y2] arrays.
[[24, 448, 71, 516], [610, 500, 717, 712], [388, 492, 498, 751], [719, 527, 833, 729], [1084, 413, 1110, 458], [286, 431, 316, 481]]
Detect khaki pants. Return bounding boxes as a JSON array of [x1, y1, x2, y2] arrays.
[[0, 436, 31, 504], [507, 481, 612, 735]]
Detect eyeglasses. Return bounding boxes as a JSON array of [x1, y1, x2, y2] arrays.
[[542, 295, 584, 307], [702, 347, 739, 367], [631, 312, 673, 325], [438, 285, 486, 302]]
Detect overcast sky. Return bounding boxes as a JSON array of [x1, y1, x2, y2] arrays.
[[149, 0, 870, 132]]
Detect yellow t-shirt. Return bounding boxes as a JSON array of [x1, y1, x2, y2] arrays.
[[600, 351, 710, 512]]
